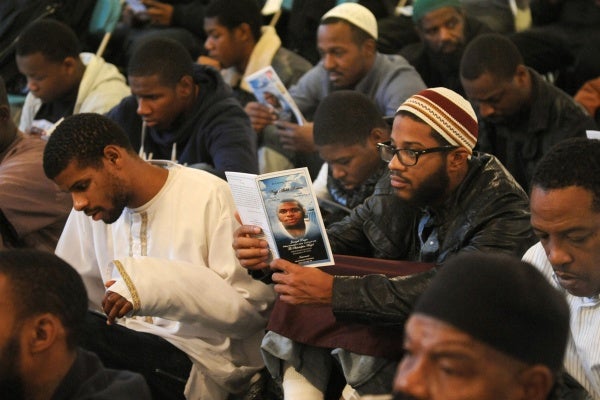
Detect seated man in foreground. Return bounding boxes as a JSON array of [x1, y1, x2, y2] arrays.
[[0, 249, 151, 399], [44, 113, 275, 400], [524, 137, 600, 398], [234, 87, 535, 397], [394, 252, 570, 400]]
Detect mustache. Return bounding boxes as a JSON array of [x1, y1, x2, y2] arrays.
[[84, 208, 101, 216], [390, 170, 411, 182]]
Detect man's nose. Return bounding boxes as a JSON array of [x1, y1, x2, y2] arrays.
[[478, 102, 495, 119], [393, 358, 429, 400], [388, 152, 408, 172], [439, 26, 453, 43], [27, 80, 38, 93], [137, 98, 150, 116], [323, 53, 336, 70], [204, 37, 213, 52], [545, 239, 573, 267], [71, 193, 88, 211], [331, 165, 346, 180]]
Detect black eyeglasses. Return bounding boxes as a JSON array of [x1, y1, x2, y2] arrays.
[[377, 141, 458, 166]]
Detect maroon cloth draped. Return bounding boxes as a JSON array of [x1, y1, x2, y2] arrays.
[[267, 255, 434, 358]]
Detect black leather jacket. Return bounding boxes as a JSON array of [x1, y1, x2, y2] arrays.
[[476, 68, 596, 192], [330, 152, 536, 327]]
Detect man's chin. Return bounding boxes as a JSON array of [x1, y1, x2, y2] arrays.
[[102, 214, 122, 224], [440, 45, 460, 54], [329, 78, 353, 90], [393, 187, 413, 203], [100, 208, 126, 224]]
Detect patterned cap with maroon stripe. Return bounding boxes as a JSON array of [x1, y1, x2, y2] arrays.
[[397, 87, 478, 154]]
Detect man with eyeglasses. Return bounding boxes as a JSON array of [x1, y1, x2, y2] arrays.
[[233, 87, 535, 398]]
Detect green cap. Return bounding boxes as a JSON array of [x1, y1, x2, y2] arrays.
[[412, 0, 461, 22]]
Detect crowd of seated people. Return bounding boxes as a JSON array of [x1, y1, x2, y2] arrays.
[[1, 0, 599, 399]]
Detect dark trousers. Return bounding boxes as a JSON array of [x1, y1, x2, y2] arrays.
[[80, 311, 193, 400]]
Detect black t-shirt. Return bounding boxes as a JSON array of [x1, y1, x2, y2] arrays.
[[33, 87, 78, 124]]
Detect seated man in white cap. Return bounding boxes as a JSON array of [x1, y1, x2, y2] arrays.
[[245, 2, 425, 177], [233, 87, 535, 398], [394, 252, 570, 400]]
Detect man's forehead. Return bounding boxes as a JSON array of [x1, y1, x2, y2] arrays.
[[406, 314, 479, 351], [530, 186, 599, 227], [391, 115, 432, 143], [53, 159, 93, 189], [318, 21, 354, 41], [318, 142, 359, 157], [419, 6, 462, 28], [531, 185, 594, 207], [279, 202, 299, 208], [129, 74, 172, 91]]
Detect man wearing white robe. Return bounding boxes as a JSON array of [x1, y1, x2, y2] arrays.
[[43, 113, 275, 400]]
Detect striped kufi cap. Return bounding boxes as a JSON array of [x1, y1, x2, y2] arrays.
[[397, 87, 478, 153]]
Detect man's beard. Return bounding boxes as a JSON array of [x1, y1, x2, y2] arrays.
[[408, 162, 450, 207], [0, 335, 26, 400], [102, 173, 130, 224], [430, 42, 465, 73]]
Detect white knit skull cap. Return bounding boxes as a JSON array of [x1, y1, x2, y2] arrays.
[[321, 3, 378, 40]]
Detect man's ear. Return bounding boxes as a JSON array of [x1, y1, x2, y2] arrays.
[[234, 23, 253, 42], [361, 38, 377, 57], [368, 127, 390, 145], [62, 56, 78, 75], [0, 104, 10, 122], [25, 314, 61, 354], [447, 147, 470, 170], [517, 365, 555, 400], [177, 75, 195, 98], [103, 145, 123, 167], [514, 64, 529, 86]]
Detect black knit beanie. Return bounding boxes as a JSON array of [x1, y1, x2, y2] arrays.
[[413, 252, 570, 371]]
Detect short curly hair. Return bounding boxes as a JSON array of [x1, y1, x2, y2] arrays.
[[16, 19, 80, 62], [43, 113, 134, 180], [127, 36, 194, 87], [531, 137, 600, 212]]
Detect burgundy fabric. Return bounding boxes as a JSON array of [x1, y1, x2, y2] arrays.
[[266, 255, 434, 359]]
